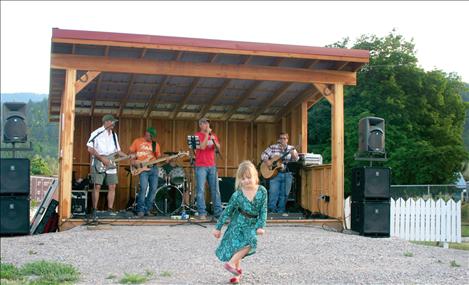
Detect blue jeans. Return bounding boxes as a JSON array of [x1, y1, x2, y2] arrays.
[[268, 172, 293, 213], [137, 166, 159, 214], [195, 166, 222, 216]]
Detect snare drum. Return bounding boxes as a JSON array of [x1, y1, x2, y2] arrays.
[[169, 167, 185, 187], [154, 185, 183, 215]]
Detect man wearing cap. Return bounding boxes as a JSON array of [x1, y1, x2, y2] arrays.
[[129, 127, 161, 218], [194, 118, 223, 220], [87, 114, 127, 221]]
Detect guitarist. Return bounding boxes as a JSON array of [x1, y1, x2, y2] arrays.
[[129, 127, 164, 218], [86, 114, 128, 221], [260, 132, 299, 215]]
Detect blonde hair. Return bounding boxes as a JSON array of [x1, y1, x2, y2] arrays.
[[235, 160, 259, 190]]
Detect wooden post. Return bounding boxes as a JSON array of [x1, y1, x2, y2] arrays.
[[58, 69, 77, 225], [331, 84, 344, 220], [301, 102, 308, 153]]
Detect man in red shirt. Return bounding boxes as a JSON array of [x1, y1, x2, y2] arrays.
[[194, 118, 222, 220], [129, 127, 161, 217]]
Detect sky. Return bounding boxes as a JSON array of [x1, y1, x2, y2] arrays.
[[1, 1, 468, 94]]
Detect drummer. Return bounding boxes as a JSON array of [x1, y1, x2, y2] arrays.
[[161, 154, 179, 176]]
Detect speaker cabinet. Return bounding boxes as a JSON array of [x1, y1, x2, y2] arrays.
[[351, 201, 390, 236], [0, 158, 30, 194], [219, 177, 235, 203], [0, 195, 30, 235], [358, 117, 385, 153], [2, 102, 27, 143], [352, 166, 390, 201]]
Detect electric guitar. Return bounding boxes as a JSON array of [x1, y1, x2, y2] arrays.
[[94, 153, 135, 173], [130, 151, 189, 176], [260, 145, 299, 179]]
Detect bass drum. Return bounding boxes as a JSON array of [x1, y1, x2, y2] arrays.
[[154, 185, 183, 215]]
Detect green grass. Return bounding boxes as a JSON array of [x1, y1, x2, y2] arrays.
[[119, 273, 148, 284], [450, 260, 460, 267], [160, 271, 171, 277], [0, 260, 80, 285], [462, 225, 469, 237], [403, 251, 413, 257], [411, 241, 469, 251]]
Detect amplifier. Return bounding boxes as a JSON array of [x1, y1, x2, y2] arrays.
[[71, 190, 87, 216]]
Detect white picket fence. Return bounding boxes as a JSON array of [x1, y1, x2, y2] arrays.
[[390, 198, 461, 243], [344, 197, 462, 243]]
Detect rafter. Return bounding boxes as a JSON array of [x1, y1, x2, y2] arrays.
[[223, 58, 284, 121], [118, 48, 147, 117], [143, 51, 182, 118], [91, 46, 109, 117], [197, 55, 252, 119], [170, 54, 218, 119], [250, 60, 316, 121], [277, 86, 321, 121], [51, 54, 357, 85]]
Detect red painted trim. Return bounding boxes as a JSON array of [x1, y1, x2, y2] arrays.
[[52, 28, 369, 59]]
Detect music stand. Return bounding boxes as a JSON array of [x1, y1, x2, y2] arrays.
[[171, 135, 206, 228]]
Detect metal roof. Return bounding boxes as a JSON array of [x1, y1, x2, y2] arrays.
[[49, 28, 369, 122]]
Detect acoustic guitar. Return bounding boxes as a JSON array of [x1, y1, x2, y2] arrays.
[[94, 153, 135, 173], [130, 151, 189, 176], [260, 145, 299, 179]]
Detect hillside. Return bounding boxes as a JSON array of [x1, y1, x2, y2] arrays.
[[1, 93, 48, 103]]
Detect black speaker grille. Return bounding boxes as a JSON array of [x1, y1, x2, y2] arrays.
[[0, 158, 30, 194], [0, 196, 30, 235], [351, 201, 390, 235], [3, 116, 27, 143], [352, 167, 390, 201]]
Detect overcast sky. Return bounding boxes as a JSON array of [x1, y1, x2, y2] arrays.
[[1, 1, 468, 94]]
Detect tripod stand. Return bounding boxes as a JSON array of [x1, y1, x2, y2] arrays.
[[171, 135, 206, 228]]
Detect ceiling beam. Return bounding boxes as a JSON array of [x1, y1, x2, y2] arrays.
[[250, 60, 316, 121], [197, 55, 252, 119], [91, 46, 109, 117], [223, 58, 285, 121], [170, 54, 218, 119], [118, 48, 147, 117], [143, 51, 182, 118], [51, 54, 357, 85], [277, 86, 321, 121]]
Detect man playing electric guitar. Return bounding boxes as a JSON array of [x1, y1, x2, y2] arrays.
[[261, 132, 299, 214], [87, 114, 128, 221], [129, 127, 167, 218]]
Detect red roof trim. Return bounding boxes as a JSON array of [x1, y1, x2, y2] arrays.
[[52, 28, 369, 60]]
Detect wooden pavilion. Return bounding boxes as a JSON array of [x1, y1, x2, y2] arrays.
[[48, 28, 369, 230]]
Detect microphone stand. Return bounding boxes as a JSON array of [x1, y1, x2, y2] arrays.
[[209, 132, 223, 160]]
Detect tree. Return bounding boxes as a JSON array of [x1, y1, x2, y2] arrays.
[[31, 155, 52, 176], [309, 31, 468, 196]]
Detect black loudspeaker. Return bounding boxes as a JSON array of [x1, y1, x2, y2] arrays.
[[0, 158, 30, 194], [2, 102, 27, 143], [71, 191, 87, 216], [0, 195, 30, 235], [351, 201, 390, 236], [352, 166, 390, 201], [358, 117, 385, 153], [219, 177, 235, 203]]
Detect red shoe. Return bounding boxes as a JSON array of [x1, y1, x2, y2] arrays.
[[224, 263, 240, 276], [230, 275, 242, 284]]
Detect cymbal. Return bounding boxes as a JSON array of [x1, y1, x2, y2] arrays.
[[163, 151, 178, 155]]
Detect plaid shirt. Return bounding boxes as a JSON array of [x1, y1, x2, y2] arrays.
[[261, 143, 298, 164]]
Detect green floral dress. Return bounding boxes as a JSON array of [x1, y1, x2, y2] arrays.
[[215, 185, 267, 262]]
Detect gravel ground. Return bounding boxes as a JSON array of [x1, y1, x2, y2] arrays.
[[1, 224, 468, 284]]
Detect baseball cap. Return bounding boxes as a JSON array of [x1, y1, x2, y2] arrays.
[[146, 127, 157, 138], [198, 117, 210, 124], [102, 114, 118, 123]]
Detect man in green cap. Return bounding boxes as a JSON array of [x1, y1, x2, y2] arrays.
[[87, 114, 128, 221], [129, 127, 162, 217]]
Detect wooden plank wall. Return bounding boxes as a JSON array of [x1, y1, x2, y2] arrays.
[[300, 164, 337, 218]]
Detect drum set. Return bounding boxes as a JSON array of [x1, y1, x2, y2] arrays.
[[154, 152, 189, 216]]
